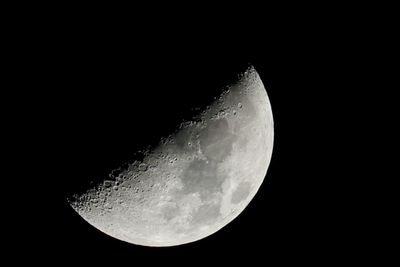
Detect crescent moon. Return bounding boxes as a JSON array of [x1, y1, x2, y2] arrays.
[[68, 66, 274, 246]]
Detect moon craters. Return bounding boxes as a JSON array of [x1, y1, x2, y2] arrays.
[[68, 66, 274, 247]]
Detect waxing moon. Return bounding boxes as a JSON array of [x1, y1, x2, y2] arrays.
[[68, 66, 274, 247]]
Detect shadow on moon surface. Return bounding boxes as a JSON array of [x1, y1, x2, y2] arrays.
[[63, 60, 254, 200], [66, 62, 274, 247]]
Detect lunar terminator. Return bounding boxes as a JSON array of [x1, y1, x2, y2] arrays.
[[69, 66, 274, 246]]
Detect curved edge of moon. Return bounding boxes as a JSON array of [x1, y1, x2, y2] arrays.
[[68, 65, 274, 247]]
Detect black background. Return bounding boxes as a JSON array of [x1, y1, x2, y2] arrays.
[[7, 4, 382, 265]]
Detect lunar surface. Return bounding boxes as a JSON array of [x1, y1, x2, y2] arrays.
[[68, 66, 274, 246]]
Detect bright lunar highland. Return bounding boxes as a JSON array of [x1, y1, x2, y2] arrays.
[[69, 66, 274, 246]]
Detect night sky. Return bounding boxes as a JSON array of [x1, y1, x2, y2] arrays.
[[9, 7, 369, 265]]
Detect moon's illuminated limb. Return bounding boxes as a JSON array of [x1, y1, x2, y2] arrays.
[[69, 66, 274, 247]]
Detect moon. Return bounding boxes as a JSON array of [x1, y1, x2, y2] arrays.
[[68, 66, 274, 247]]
